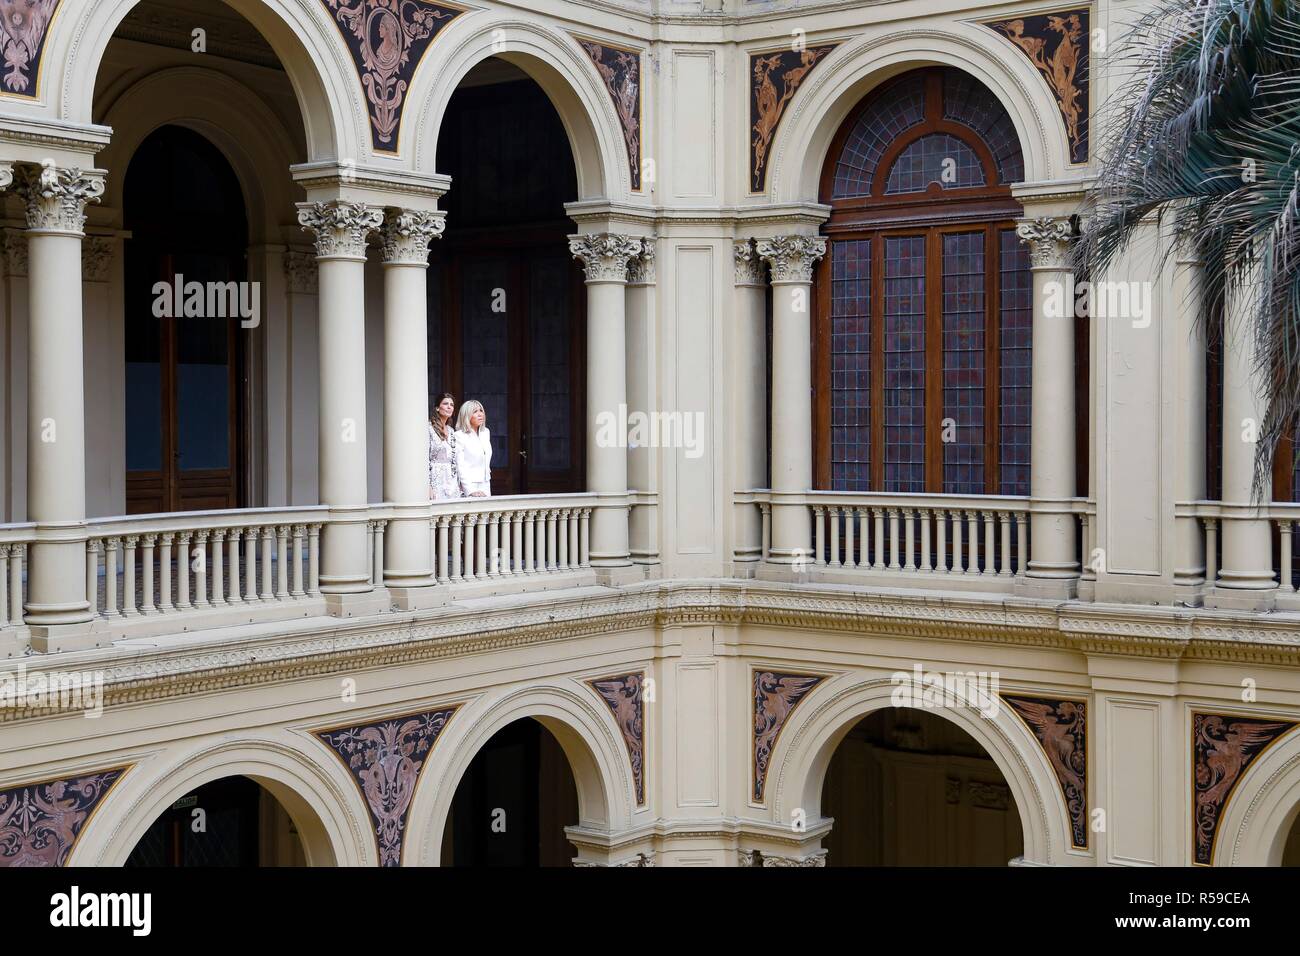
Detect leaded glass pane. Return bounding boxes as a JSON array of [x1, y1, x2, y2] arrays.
[[883, 235, 927, 492], [999, 229, 1032, 496], [884, 134, 986, 195], [942, 232, 986, 493], [831, 239, 871, 491]]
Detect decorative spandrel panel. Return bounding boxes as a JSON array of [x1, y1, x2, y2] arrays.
[[985, 9, 1090, 164], [750, 44, 837, 193], [321, 0, 466, 153]]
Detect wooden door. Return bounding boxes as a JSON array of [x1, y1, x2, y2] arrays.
[[123, 125, 246, 515], [435, 241, 584, 496]]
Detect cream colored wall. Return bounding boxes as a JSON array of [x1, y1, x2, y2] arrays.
[[3, 0, 1300, 868]]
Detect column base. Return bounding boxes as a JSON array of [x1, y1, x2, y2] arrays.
[[1015, 574, 1079, 600], [593, 565, 644, 587], [28, 618, 113, 654], [323, 588, 391, 618], [385, 584, 446, 611], [0, 627, 29, 659], [1204, 586, 1276, 612]]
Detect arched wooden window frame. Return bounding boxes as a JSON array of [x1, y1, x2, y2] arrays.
[[813, 68, 1030, 494]]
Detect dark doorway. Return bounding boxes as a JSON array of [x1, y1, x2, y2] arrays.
[[432, 67, 585, 495], [123, 125, 248, 514], [441, 718, 579, 866], [124, 776, 305, 867]]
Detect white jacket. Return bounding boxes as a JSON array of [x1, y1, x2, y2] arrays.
[[455, 426, 493, 494]]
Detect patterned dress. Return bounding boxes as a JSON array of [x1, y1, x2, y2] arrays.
[[428, 422, 459, 501]]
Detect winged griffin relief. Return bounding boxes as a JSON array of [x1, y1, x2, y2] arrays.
[[749, 45, 836, 193], [587, 672, 646, 805], [1193, 712, 1296, 865], [0, 0, 58, 97], [753, 671, 825, 802], [576, 38, 643, 191], [0, 767, 127, 867], [1003, 695, 1089, 849], [987, 9, 1090, 163]]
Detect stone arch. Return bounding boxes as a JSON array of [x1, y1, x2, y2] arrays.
[[406, 683, 637, 865], [95, 67, 303, 243], [68, 734, 374, 866], [765, 25, 1072, 205], [1216, 725, 1300, 866], [766, 674, 1078, 866], [408, 14, 627, 200], [46, 0, 358, 162]]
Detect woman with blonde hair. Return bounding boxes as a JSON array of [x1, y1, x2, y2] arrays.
[[428, 392, 460, 501], [454, 399, 492, 497]]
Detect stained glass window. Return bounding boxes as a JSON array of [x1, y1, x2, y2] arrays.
[[819, 67, 1031, 497], [832, 73, 926, 198], [885, 134, 986, 194]]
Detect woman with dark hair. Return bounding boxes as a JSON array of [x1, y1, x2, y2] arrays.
[[428, 392, 460, 501]]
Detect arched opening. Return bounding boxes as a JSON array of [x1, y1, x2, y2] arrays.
[[124, 775, 310, 866], [93, 2, 312, 516], [431, 59, 585, 495], [821, 707, 1024, 866], [123, 125, 249, 513], [440, 717, 580, 866], [1281, 808, 1300, 865], [814, 67, 1034, 497]]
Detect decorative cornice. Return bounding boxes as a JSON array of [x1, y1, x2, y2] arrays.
[[734, 239, 767, 287], [297, 200, 384, 260], [569, 232, 643, 283], [1016, 216, 1074, 269], [626, 237, 656, 285], [379, 209, 445, 265], [13, 162, 106, 236], [755, 234, 826, 283], [11, 582, 1300, 723]]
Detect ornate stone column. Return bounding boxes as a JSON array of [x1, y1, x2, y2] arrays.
[[1212, 269, 1276, 607], [626, 238, 659, 568], [756, 235, 825, 563], [1017, 217, 1079, 595], [733, 239, 768, 570], [379, 209, 445, 607], [14, 162, 104, 649], [569, 232, 641, 573], [1172, 249, 1208, 600], [297, 200, 384, 611]]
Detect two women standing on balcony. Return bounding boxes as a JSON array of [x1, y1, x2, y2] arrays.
[[428, 395, 493, 500]]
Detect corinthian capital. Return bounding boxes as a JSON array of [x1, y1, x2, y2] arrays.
[[734, 239, 767, 287], [568, 233, 643, 283], [15, 162, 105, 235], [627, 237, 656, 285], [755, 235, 826, 283], [0, 162, 13, 191], [380, 209, 446, 265], [297, 200, 384, 260], [1016, 216, 1074, 269]]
